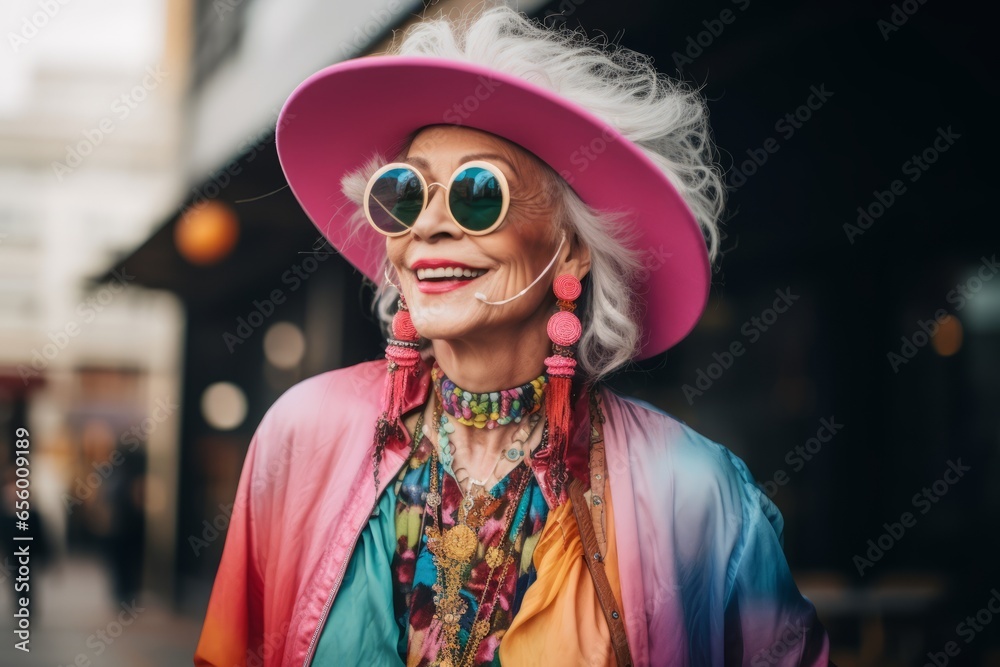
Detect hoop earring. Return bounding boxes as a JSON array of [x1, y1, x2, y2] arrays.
[[544, 273, 582, 501]]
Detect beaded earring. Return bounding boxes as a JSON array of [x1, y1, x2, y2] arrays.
[[544, 273, 582, 499], [372, 294, 421, 492]]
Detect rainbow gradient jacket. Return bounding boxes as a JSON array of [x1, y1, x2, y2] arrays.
[[194, 358, 831, 666]]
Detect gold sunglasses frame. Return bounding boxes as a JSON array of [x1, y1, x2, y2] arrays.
[[362, 160, 511, 237]]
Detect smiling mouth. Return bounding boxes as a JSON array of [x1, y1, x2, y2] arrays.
[[415, 267, 488, 281]]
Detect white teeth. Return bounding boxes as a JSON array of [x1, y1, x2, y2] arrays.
[[415, 267, 487, 280]]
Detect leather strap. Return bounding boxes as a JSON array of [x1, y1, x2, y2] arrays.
[[569, 388, 634, 667], [569, 478, 633, 667], [588, 390, 609, 559]]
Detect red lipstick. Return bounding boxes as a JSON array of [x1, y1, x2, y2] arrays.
[[410, 258, 488, 294]]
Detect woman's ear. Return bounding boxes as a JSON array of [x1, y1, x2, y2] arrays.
[[557, 230, 592, 281]]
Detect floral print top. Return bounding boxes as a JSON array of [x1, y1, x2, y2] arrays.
[[392, 429, 550, 667]]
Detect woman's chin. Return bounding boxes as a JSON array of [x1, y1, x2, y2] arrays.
[[410, 324, 472, 343], [408, 301, 480, 338]]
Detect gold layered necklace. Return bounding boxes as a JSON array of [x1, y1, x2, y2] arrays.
[[423, 395, 544, 667]]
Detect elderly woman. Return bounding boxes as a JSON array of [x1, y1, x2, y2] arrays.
[[195, 8, 830, 667]]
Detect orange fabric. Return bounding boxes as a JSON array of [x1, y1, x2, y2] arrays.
[[499, 480, 623, 667]]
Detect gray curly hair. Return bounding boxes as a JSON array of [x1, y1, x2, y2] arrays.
[[340, 6, 724, 381]]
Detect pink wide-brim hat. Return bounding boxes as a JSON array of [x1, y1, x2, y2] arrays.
[[275, 55, 710, 359]]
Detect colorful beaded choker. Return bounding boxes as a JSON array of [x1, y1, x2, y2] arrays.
[[431, 361, 546, 430]]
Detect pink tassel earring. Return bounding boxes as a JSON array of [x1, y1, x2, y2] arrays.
[[372, 294, 421, 492], [544, 273, 582, 501]]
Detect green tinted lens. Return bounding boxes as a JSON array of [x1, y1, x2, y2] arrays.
[[449, 166, 504, 232], [367, 167, 424, 233]]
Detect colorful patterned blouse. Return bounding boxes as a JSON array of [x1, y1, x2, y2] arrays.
[[312, 428, 553, 666], [393, 428, 550, 666]]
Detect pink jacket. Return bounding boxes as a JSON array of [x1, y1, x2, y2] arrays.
[[195, 357, 831, 666]]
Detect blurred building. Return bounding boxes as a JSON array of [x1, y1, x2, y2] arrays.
[[0, 0, 190, 604]]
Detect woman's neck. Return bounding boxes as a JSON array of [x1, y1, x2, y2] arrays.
[[416, 393, 548, 493], [423, 326, 552, 479], [429, 326, 550, 392]]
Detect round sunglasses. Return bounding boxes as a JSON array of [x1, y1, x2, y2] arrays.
[[363, 160, 511, 237]]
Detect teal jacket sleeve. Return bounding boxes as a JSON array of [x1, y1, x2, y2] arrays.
[[719, 448, 831, 666]]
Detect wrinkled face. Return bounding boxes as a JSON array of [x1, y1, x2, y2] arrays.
[[385, 125, 569, 342]]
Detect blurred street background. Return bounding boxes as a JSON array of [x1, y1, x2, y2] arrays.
[[0, 0, 996, 664]]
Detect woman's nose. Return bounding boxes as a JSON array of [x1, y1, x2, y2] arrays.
[[409, 184, 461, 241]]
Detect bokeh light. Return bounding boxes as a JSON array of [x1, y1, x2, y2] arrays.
[[263, 321, 306, 369], [174, 201, 239, 265], [200, 381, 247, 430], [932, 314, 963, 357]]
